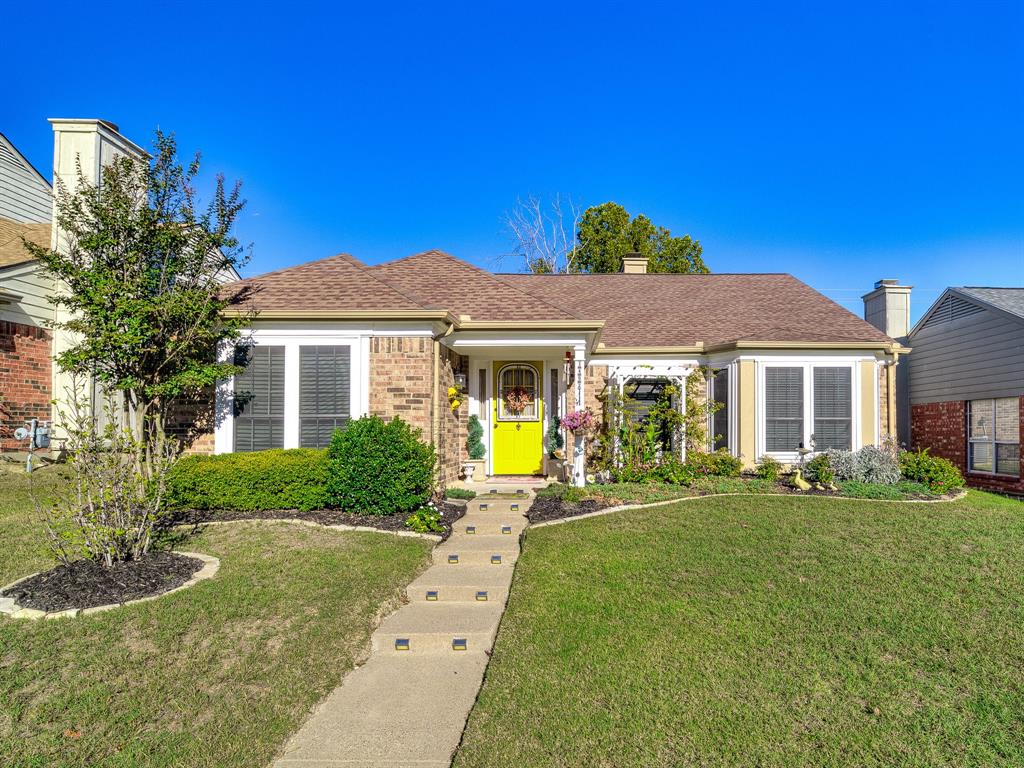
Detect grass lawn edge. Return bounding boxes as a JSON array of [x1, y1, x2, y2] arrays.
[[531, 488, 969, 529]]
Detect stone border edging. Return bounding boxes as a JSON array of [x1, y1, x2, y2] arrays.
[[183, 518, 444, 541], [530, 489, 969, 529], [0, 551, 220, 621]]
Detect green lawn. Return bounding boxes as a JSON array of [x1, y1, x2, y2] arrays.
[[0, 467, 432, 768], [457, 491, 1024, 767]]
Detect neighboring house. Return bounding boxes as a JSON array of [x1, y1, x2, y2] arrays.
[[1, 118, 243, 453], [207, 251, 906, 486], [0, 131, 53, 449], [906, 287, 1023, 494], [0, 120, 152, 449]]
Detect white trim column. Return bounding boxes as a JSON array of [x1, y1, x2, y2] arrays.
[[572, 344, 586, 487]]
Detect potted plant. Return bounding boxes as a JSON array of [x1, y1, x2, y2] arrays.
[[464, 415, 486, 481], [545, 421, 565, 478]]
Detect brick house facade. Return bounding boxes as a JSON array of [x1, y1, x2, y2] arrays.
[[911, 397, 1024, 495], [0, 320, 52, 450]]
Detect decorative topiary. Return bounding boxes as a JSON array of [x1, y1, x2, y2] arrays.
[[466, 415, 486, 460], [327, 415, 435, 516]]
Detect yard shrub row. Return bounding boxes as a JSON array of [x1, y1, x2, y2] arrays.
[[167, 449, 331, 512], [166, 416, 436, 515]]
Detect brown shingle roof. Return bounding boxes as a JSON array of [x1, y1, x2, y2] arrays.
[[227, 253, 425, 312], [370, 250, 578, 321], [500, 272, 893, 347], [230, 249, 894, 347], [0, 218, 50, 268]]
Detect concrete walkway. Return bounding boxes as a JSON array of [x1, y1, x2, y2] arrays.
[[272, 491, 530, 768]]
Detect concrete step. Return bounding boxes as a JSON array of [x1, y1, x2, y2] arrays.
[[408, 563, 515, 592], [458, 513, 528, 532], [273, 653, 488, 765], [432, 548, 518, 567], [468, 499, 529, 514], [457, 522, 522, 537], [436, 535, 521, 553], [374, 602, 504, 655]]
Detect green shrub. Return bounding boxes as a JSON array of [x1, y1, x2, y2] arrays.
[[805, 454, 835, 485], [756, 455, 783, 482], [166, 449, 331, 512], [445, 487, 477, 500], [466, 415, 486, 460], [899, 448, 965, 494], [406, 503, 444, 533], [686, 450, 743, 478], [652, 457, 698, 485], [837, 480, 937, 499], [327, 415, 436, 516]]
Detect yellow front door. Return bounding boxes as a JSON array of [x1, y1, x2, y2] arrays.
[[492, 361, 544, 475]]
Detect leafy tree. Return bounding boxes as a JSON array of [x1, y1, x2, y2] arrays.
[[573, 202, 708, 274], [25, 131, 253, 479]]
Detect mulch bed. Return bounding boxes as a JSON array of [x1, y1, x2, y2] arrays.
[[172, 501, 467, 541], [2, 551, 203, 613], [526, 497, 615, 524]]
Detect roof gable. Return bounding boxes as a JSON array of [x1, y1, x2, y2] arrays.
[[229, 253, 426, 312], [0, 132, 52, 224], [910, 287, 1024, 338]]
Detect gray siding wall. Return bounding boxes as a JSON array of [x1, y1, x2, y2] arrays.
[[0, 136, 51, 223], [908, 307, 1024, 404]]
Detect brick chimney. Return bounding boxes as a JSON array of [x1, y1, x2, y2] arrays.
[[621, 252, 648, 274], [862, 279, 912, 340]]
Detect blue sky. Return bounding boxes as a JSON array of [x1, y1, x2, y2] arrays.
[[4, 1, 1022, 322]]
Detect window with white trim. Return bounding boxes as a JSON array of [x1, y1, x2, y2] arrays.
[[763, 363, 855, 454], [233, 345, 285, 452], [968, 398, 1020, 477], [812, 367, 852, 450], [299, 345, 351, 448]]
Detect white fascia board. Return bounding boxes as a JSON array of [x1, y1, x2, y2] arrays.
[[734, 350, 877, 362], [590, 355, 702, 369], [246, 319, 436, 337], [446, 331, 590, 349]]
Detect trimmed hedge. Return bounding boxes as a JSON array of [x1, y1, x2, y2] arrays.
[[327, 415, 436, 516], [166, 449, 331, 512]]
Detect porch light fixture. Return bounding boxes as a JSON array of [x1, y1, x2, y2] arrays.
[[395, 638, 410, 651], [475, 590, 489, 601], [491, 554, 502, 564], [452, 638, 468, 651], [454, 372, 468, 390], [426, 590, 439, 601], [448, 554, 460, 564]]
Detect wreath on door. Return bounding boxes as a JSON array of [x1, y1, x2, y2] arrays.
[[504, 385, 533, 415]]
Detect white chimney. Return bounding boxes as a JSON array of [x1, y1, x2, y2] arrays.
[[48, 119, 147, 248], [862, 279, 912, 340], [621, 252, 648, 274]]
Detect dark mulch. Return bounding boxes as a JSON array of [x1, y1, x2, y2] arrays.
[[526, 497, 614, 524], [172, 501, 467, 541], [2, 551, 203, 613]]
